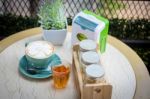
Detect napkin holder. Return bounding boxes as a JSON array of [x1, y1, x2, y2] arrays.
[[72, 10, 109, 53]]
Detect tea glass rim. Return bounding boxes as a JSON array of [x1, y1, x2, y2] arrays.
[[50, 59, 71, 74]]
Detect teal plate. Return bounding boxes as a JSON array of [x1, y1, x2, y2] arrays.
[[19, 54, 61, 79]]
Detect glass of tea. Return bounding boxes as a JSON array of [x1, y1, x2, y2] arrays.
[[50, 59, 70, 88]]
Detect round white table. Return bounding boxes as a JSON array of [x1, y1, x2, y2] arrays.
[[0, 27, 150, 99]]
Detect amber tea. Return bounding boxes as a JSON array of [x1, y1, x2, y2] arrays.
[[52, 64, 70, 88]]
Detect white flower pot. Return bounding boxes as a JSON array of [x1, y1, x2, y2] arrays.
[[43, 29, 67, 45]]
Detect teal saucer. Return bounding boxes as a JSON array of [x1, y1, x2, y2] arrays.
[[19, 54, 61, 79]]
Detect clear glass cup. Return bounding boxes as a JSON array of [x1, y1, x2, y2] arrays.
[[50, 59, 70, 88]]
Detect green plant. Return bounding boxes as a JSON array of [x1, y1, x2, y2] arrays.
[[38, 0, 66, 30]]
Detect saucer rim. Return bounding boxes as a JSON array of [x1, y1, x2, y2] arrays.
[[19, 54, 60, 79]]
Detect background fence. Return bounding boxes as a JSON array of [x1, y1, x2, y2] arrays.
[[0, 0, 150, 19]]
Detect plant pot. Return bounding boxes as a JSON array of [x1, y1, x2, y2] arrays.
[[43, 29, 67, 45]]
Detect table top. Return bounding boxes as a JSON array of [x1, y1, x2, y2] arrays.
[[0, 27, 150, 99]]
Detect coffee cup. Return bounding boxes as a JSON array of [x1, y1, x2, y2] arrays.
[[25, 41, 54, 69]]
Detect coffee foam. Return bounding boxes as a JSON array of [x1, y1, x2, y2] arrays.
[[26, 41, 54, 59]]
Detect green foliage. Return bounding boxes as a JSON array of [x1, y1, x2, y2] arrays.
[[38, 0, 66, 30], [67, 17, 72, 25], [109, 19, 150, 40], [0, 14, 39, 36]]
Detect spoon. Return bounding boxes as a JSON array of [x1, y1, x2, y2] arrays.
[[24, 58, 51, 75], [26, 66, 51, 75]]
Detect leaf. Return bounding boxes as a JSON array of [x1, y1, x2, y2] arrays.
[[37, 0, 66, 30], [77, 33, 88, 41]]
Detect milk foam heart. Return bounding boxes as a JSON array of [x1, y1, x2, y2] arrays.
[[25, 41, 54, 59]]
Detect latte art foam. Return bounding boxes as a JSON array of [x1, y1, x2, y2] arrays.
[[26, 41, 54, 59]]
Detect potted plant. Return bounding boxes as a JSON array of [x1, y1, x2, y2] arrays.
[[38, 0, 67, 45]]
